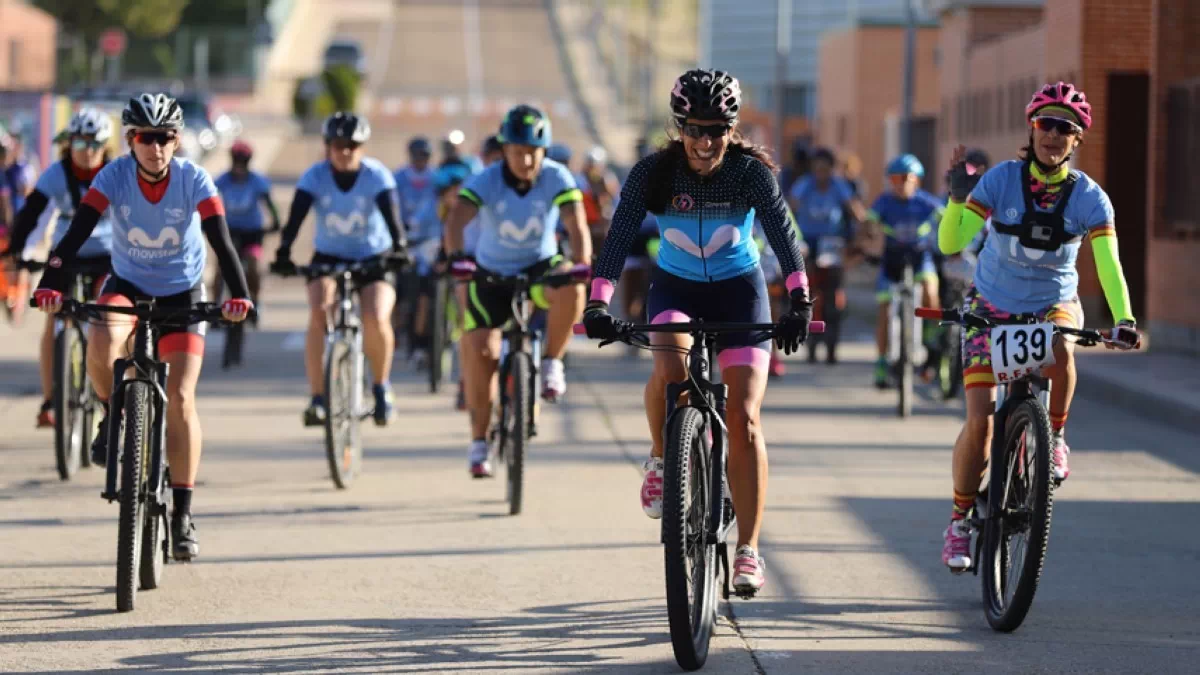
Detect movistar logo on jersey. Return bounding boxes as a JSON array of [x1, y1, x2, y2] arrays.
[[325, 212, 367, 236], [662, 225, 740, 258], [127, 226, 181, 258], [498, 217, 544, 243]]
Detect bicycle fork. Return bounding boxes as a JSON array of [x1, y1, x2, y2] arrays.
[[101, 358, 169, 507]]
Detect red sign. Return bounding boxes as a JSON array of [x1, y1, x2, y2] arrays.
[[99, 29, 127, 57]]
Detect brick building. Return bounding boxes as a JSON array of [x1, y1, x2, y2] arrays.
[[0, 0, 55, 90], [816, 19, 941, 199], [819, 0, 1200, 355]]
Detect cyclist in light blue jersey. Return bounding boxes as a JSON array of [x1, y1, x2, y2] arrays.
[[274, 112, 410, 429], [34, 93, 252, 560], [213, 140, 279, 310], [407, 163, 470, 369], [395, 136, 437, 228], [443, 104, 589, 477], [4, 107, 115, 428]]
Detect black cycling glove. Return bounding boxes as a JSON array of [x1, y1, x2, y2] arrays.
[[775, 289, 813, 355]]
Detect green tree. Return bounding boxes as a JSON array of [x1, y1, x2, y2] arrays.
[[97, 0, 191, 38], [36, 0, 192, 83]]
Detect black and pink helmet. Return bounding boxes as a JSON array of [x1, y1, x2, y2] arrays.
[[1025, 81, 1092, 131], [669, 69, 742, 125]]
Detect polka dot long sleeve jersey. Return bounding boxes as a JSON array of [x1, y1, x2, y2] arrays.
[[592, 149, 806, 286]]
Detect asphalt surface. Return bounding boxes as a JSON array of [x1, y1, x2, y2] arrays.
[[1, 277, 1197, 674]]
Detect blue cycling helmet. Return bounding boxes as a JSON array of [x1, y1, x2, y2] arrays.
[[886, 153, 924, 177], [547, 143, 572, 164], [498, 104, 552, 148], [434, 164, 471, 193], [408, 136, 432, 156]]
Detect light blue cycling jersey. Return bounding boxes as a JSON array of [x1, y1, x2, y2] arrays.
[[89, 155, 220, 296], [790, 175, 853, 240], [871, 189, 943, 250], [394, 165, 437, 224], [297, 157, 397, 261], [215, 171, 271, 232], [968, 159, 1114, 314], [38, 161, 112, 258], [459, 158, 580, 275]]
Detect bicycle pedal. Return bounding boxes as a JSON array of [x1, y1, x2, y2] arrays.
[[732, 587, 759, 600]]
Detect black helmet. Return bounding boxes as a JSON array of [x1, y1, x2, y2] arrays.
[[408, 136, 432, 156], [498, 104, 552, 148], [323, 112, 370, 143], [481, 134, 502, 156], [669, 69, 741, 125], [964, 148, 991, 170], [811, 147, 836, 165], [122, 92, 184, 130]]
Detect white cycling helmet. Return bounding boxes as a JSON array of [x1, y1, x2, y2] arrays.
[[586, 146, 607, 164], [66, 107, 114, 142]]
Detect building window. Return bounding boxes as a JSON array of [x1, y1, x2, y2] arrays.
[[1164, 83, 1200, 235]]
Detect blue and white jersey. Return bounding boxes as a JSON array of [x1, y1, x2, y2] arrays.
[[394, 165, 437, 225], [871, 189, 943, 250], [968, 160, 1114, 313], [297, 157, 397, 260], [37, 161, 112, 258], [215, 170, 272, 232], [459, 159, 581, 275], [789, 175, 854, 241], [86, 155, 222, 296]]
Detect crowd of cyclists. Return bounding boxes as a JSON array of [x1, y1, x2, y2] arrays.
[[0, 69, 1143, 595]]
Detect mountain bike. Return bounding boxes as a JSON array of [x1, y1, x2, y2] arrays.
[[452, 260, 589, 516], [20, 258, 109, 480], [275, 258, 402, 489], [917, 306, 1110, 632], [578, 318, 825, 670], [51, 298, 235, 613]]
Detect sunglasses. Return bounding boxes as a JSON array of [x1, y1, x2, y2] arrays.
[[134, 131, 177, 147], [331, 139, 363, 151], [1031, 116, 1082, 136], [681, 123, 731, 139], [71, 138, 105, 151]]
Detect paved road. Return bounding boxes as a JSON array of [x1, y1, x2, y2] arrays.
[[0, 279, 1198, 673]]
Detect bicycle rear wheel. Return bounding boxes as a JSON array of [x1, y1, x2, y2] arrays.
[[116, 382, 151, 612], [222, 321, 245, 370], [53, 323, 85, 480], [324, 336, 362, 489], [897, 265, 914, 418], [503, 352, 530, 515], [981, 397, 1053, 632], [662, 406, 717, 671]]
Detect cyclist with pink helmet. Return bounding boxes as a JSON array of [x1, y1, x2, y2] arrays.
[[936, 82, 1141, 572], [213, 140, 279, 314]]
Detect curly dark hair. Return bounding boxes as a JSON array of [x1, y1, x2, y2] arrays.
[[643, 126, 778, 213]]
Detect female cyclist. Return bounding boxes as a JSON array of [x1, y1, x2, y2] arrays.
[[443, 104, 589, 477], [213, 140, 279, 310], [6, 107, 115, 428], [788, 147, 867, 365], [274, 112, 408, 428], [937, 82, 1141, 571], [34, 93, 252, 560], [582, 69, 813, 594]]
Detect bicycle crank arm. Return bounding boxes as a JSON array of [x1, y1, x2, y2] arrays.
[[717, 542, 732, 600]]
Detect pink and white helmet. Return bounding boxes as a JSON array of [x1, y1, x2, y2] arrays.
[[1026, 81, 1092, 131], [670, 69, 741, 125]]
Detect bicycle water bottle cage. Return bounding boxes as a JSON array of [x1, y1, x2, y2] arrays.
[[991, 161, 1078, 252]]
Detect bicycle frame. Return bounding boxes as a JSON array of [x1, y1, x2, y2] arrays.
[[101, 301, 169, 511], [327, 270, 366, 421], [496, 277, 541, 438]]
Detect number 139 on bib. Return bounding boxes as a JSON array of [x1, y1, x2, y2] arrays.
[[990, 323, 1056, 383]]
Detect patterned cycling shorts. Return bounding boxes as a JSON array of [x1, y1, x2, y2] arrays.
[[961, 285, 1083, 390]]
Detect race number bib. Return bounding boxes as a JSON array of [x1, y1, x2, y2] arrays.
[[990, 323, 1056, 384], [816, 236, 845, 268]]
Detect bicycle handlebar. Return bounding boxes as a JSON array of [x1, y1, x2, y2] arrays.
[[452, 260, 591, 289], [916, 306, 1107, 344], [48, 299, 242, 327], [572, 320, 826, 337]]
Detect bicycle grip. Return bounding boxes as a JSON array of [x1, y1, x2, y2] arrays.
[[450, 260, 477, 280], [573, 323, 586, 335], [808, 320, 825, 334], [915, 307, 944, 320]]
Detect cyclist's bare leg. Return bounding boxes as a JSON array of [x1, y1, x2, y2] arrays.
[[875, 301, 890, 358], [921, 276, 940, 309], [645, 331, 691, 457], [952, 385, 996, 498], [86, 296, 136, 403], [723, 364, 769, 550], [305, 277, 336, 396], [163, 350, 203, 485], [412, 291, 429, 343], [620, 267, 648, 320], [542, 281, 584, 359], [244, 252, 263, 303], [360, 280, 396, 385], [461, 327, 501, 439], [39, 313, 54, 401], [1043, 331, 1076, 433]]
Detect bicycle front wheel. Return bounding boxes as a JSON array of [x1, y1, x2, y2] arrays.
[[897, 266, 914, 418], [981, 397, 1054, 632], [116, 381, 151, 612], [503, 352, 530, 515], [53, 323, 85, 480], [662, 406, 717, 671], [222, 321, 245, 370], [324, 336, 362, 489], [429, 276, 449, 394]]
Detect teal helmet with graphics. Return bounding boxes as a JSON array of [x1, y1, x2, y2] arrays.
[[498, 104, 552, 148]]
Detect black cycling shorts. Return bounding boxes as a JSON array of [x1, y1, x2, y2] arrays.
[[646, 266, 772, 370], [463, 256, 562, 331], [229, 230, 266, 255], [305, 252, 393, 288], [97, 274, 208, 355]]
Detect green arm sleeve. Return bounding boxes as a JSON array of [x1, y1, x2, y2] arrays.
[[938, 200, 986, 255], [1091, 232, 1135, 323]]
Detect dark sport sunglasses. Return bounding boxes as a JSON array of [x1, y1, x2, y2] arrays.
[[681, 123, 731, 139], [133, 131, 178, 147], [1031, 116, 1082, 136], [71, 138, 105, 151], [330, 139, 363, 151]]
